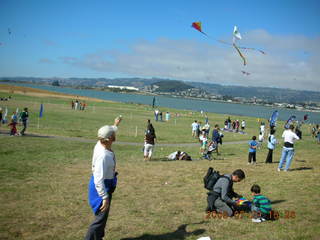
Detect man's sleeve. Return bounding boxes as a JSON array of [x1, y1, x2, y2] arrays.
[[229, 188, 240, 199], [93, 157, 108, 199], [220, 178, 236, 205]]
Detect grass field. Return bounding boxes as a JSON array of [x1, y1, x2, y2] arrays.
[[0, 85, 319, 240]]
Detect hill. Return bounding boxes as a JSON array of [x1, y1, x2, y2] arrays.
[[151, 80, 194, 92], [1, 77, 319, 104]]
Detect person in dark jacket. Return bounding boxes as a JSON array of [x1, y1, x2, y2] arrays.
[[210, 169, 246, 217], [144, 121, 156, 161], [212, 124, 221, 155], [20, 108, 29, 135]]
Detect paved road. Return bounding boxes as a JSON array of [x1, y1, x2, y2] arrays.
[[0, 130, 247, 146]]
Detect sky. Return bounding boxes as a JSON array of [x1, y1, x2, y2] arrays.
[[0, 0, 320, 91]]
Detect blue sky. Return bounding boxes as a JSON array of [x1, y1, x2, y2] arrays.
[[0, 0, 319, 91]]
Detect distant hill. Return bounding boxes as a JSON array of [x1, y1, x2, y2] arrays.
[[1, 77, 319, 104], [151, 80, 194, 92], [188, 81, 320, 104]]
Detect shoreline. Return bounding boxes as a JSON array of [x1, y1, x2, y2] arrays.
[[0, 83, 116, 103], [1, 83, 319, 122], [2, 82, 320, 113]]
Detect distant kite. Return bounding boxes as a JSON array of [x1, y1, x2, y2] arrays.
[[8, 28, 11, 35], [241, 70, 250, 75]]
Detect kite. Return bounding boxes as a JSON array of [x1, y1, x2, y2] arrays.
[[8, 28, 11, 35], [234, 44, 247, 65], [241, 70, 250, 75], [284, 115, 296, 129], [191, 23, 247, 65], [269, 110, 279, 127], [191, 22, 266, 66], [232, 26, 247, 65], [152, 96, 156, 108], [236, 197, 252, 207], [191, 22, 208, 36]]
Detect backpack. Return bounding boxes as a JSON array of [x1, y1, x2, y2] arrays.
[[203, 167, 222, 190]]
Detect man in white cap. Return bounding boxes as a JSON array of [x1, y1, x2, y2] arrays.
[[85, 116, 121, 240]]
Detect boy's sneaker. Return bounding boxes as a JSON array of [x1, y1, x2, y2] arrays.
[[277, 168, 281, 172], [252, 218, 263, 223]]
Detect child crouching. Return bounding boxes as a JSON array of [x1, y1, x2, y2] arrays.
[[251, 184, 272, 222]]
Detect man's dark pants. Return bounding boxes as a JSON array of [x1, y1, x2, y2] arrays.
[[21, 120, 27, 135], [85, 195, 112, 240], [265, 149, 273, 163], [248, 152, 256, 163]]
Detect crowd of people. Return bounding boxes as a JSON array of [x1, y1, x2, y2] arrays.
[[71, 99, 87, 110], [154, 109, 171, 122], [0, 107, 29, 136], [223, 117, 246, 133], [247, 122, 301, 172], [1, 100, 318, 238]]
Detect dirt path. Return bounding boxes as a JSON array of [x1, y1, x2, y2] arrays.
[[0, 130, 247, 146]]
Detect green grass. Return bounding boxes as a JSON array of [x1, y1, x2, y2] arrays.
[[1, 93, 316, 143], [0, 92, 319, 240]]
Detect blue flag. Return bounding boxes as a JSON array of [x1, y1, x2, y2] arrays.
[[152, 96, 156, 108], [269, 110, 279, 127], [39, 104, 44, 118], [285, 115, 296, 129]]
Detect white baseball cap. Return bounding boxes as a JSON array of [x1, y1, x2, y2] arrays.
[[97, 125, 118, 139]]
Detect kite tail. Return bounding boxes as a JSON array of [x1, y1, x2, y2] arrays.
[[217, 39, 233, 46], [233, 44, 247, 66], [238, 46, 266, 55], [201, 31, 209, 37]]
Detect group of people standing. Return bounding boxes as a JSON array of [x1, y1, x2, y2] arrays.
[[224, 117, 246, 132], [84, 113, 315, 239], [71, 99, 87, 111], [248, 123, 300, 172], [0, 107, 29, 136], [154, 109, 171, 122]]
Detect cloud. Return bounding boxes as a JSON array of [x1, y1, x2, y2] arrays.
[[39, 58, 55, 64], [43, 40, 58, 47], [60, 30, 320, 91]]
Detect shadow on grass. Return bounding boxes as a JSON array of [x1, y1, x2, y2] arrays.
[[22, 133, 53, 139], [271, 200, 286, 205], [223, 153, 235, 156], [295, 159, 307, 162], [290, 167, 313, 171], [151, 158, 207, 162], [0, 130, 53, 139], [120, 223, 206, 240]]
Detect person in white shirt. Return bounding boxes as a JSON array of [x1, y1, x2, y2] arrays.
[[260, 123, 265, 137], [191, 120, 199, 137], [265, 129, 277, 163], [241, 120, 246, 131], [85, 117, 121, 240], [278, 125, 300, 172]]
